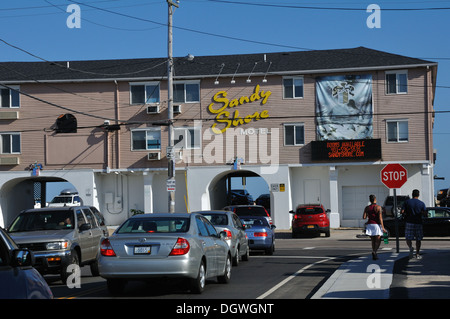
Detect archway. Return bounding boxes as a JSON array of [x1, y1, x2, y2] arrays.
[[0, 176, 78, 227], [208, 170, 270, 211]]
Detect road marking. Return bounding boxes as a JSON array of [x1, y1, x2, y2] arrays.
[[303, 247, 315, 250], [256, 256, 336, 299]]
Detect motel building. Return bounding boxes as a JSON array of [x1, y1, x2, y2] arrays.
[[0, 47, 438, 230]]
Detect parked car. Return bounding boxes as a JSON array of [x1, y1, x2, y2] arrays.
[[48, 189, 82, 207], [8, 206, 106, 284], [290, 204, 331, 237], [228, 189, 254, 205], [382, 195, 410, 218], [225, 205, 272, 225], [384, 207, 450, 237], [197, 210, 249, 266], [440, 189, 450, 207], [255, 194, 270, 211], [436, 188, 449, 206], [240, 216, 275, 255], [0, 227, 53, 299], [98, 213, 232, 295]]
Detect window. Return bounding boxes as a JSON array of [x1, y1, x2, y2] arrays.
[[131, 129, 161, 150], [387, 120, 408, 142], [0, 133, 20, 154], [284, 123, 305, 146], [0, 86, 20, 108], [173, 81, 200, 103], [386, 71, 407, 94], [130, 82, 160, 104], [283, 77, 303, 99], [174, 127, 201, 149]]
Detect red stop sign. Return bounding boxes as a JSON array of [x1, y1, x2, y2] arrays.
[[381, 164, 408, 189]]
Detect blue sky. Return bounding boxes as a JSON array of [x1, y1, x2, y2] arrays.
[[1, 0, 449, 199]]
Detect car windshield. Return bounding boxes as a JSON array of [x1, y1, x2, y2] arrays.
[[117, 217, 190, 234], [202, 214, 228, 226], [234, 206, 267, 216], [296, 207, 323, 215], [241, 217, 269, 227], [8, 210, 75, 232]]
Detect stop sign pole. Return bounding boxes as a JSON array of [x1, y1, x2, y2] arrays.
[[381, 164, 408, 253]]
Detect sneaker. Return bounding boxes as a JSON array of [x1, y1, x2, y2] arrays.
[[416, 254, 422, 260]]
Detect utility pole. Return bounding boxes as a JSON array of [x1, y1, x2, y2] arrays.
[[167, 0, 178, 213]]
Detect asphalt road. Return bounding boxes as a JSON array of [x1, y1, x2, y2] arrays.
[[47, 229, 361, 299], [47, 229, 450, 300]]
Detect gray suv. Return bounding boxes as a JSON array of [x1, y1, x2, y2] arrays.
[[8, 206, 108, 284]]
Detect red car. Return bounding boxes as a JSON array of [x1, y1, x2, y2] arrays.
[[290, 204, 330, 237]]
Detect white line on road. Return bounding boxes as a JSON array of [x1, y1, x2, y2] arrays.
[[256, 256, 336, 299]]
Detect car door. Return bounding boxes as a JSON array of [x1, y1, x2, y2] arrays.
[[195, 216, 217, 276], [232, 214, 247, 255], [425, 209, 450, 236], [203, 217, 227, 276], [82, 208, 103, 260], [75, 209, 92, 262]]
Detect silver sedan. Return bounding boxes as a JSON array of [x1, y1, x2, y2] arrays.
[[197, 210, 249, 266], [98, 213, 232, 295]]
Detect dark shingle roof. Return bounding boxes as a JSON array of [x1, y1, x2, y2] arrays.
[[0, 46, 435, 83]]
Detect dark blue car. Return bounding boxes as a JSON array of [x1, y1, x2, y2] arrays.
[[240, 216, 275, 255], [0, 227, 53, 299]]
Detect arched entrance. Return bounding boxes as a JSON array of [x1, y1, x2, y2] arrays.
[[0, 176, 78, 227], [208, 170, 270, 211]]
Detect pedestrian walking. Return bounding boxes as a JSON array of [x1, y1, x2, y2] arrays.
[[363, 194, 385, 260], [401, 189, 427, 259]]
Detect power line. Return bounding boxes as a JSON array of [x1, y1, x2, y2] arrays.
[[206, 0, 450, 11]]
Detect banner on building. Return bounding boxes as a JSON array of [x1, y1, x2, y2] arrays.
[[316, 75, 373, 140]]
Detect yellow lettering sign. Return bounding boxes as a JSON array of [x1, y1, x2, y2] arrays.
[[209, 85, 271, 134]]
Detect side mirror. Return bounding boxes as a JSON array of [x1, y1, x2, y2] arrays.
[[11, 249, 35, 268], [219, 230, 227, 239], [289, 210, 294, 214], [79, 223, 91, 232], [271, 225, 276, 230]]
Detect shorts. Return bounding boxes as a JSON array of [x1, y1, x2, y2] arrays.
[[365, 223, 383, 236], [405, 222, 423, 241]]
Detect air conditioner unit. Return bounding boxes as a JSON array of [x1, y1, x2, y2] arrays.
[[147, 105, 160, 114], [147, 152, 161, 160], [173, 105, 182, 114], [0, 157, 20, 165]]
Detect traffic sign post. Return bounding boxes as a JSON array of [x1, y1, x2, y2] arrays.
[[381, 164, 408, 253]]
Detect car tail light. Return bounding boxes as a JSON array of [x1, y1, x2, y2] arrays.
[[223, 229, 232, 240], [254, 232, 268, 237], [100, 238, 116, 257], [169, 237, 190, 256]]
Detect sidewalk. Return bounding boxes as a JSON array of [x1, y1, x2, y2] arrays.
[[312, 248, 450, 299]]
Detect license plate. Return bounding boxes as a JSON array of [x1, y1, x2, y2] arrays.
[[134, 246, 151, 254], [307, 225, 315, 229]]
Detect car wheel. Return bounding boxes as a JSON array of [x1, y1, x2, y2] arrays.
[[324, 228, 331, 237], [190, 260, 206, 294], [107, 279, 126, 296], [265, 243, 274, 255], [241, 246, 249, 261], [232, 246, 240, 266], [60, 250, 79, 285], [90, 259, 100, 276], [217, 254, 231, 284]]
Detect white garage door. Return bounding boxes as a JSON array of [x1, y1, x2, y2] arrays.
[[342, 186, 389, 227]]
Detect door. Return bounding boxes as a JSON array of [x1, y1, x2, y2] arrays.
[[82, 208, 103, 261], [75, 209, 92, 261], [304, 180, 321, 204], [232, 214, 248, 256], [195, 216, 217, 276]]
